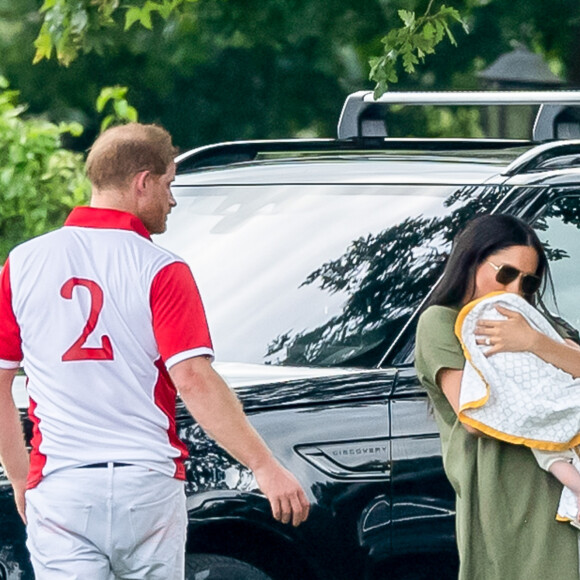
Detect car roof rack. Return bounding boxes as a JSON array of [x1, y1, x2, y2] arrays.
[[337, 90, 580, 141], [176, 137, 530, 173]]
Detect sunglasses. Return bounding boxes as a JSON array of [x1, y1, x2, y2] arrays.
[[487, 261, 542, 295]]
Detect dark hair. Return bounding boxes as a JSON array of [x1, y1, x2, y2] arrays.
[[426, 214, 548, 308]]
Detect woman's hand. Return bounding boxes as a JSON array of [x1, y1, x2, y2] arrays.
[[475, 306, 580, 377], [475, 305, 541, 357]]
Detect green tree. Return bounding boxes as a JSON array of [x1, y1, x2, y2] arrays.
[[0, 74, 138, 259], [1, 0, 391, 148], [32, 0, 198, 65], [31, 0, 469, 99], [10, 1, 578, 142], [0, 76, 89, 261], [3, 1, 580, 146]]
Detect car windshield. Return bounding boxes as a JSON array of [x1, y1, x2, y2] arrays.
[[156, 181, 501, 367]]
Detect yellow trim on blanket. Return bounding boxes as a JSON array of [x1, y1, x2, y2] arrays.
[[453, 293, 504, 431], [453, 291, 507, 339], [458, 413, 580, 451], [454, 291, 580, 452]]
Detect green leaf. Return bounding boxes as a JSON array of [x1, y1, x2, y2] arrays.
[[398, 10, 415, 29], [433, 20, 445, 42], [157, 3, 174, 19], [402, 51, 419, 73], [114, 99, 129, 118], [58, 121, 84, 137], [126, 106, 138, 123], [125, 6, 142, 30], [443, 23, 457, 46], [141, 11, 153, 29], [39, 0, 57, 13], [96, 92, 111, 113], [70, 9, 88, 35], [33, 24, 54, 64], [101, 114, 115, 132], [423, 21, 435, 40], [56, 42, 78, 67], [95, 85, 139, 130]]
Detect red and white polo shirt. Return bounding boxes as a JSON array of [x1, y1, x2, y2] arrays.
[[0, 207, 214, 488]]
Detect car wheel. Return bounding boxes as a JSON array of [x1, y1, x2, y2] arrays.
[[185, 553, 274, 580]]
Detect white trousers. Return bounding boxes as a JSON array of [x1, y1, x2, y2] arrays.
[[25, 464, 187, 579]]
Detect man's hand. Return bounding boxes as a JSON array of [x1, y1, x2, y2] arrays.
[[0, 368, 29, 524], [12, 479, 26, 524], [253, 458, 310, 527], [170, 357, 310, 526]]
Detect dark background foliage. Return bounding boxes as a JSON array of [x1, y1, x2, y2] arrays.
[[2, 0, 579, 151]]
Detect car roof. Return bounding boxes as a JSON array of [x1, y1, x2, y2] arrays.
[[174, 157, 508, 187], [174, 141, 536, 187]]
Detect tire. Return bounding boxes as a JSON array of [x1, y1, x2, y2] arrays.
[[185, 553, 274, 580]]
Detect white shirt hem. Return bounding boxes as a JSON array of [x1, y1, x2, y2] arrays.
[[0, 358, 21, 370], [165, 347, 215, 369]]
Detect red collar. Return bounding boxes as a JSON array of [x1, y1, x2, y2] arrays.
[[64, 207, 151, 240]]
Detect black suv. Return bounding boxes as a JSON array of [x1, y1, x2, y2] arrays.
[[4, 91, 580, 580]]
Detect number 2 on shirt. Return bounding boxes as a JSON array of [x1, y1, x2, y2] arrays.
[[60, 277, 114, 361]]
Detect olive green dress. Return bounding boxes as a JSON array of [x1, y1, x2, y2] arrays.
[[415, 305, 579, 580]]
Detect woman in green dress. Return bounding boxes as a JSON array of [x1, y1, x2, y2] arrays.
[[415, 214, 580, 580]]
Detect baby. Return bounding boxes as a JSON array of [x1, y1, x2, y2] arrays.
[[455, 291, 580, 525]]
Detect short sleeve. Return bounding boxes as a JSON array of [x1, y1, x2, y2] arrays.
[[414, 305, 464, 393], [0, 258, 23, 368], [150, 261, 214, 368], [531, 447, 574, 472]]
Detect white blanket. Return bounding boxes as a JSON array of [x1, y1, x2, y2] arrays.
[[455, 291, 580, 522]]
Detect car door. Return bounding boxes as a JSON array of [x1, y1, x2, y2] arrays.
[[387, 366, 457, 565], [381, 182, 580, 577]]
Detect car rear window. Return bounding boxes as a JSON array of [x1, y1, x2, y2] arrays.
[[157, 182, 502, 367]]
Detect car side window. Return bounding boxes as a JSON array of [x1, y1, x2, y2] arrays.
[[392, 192, 580, 369], [534, 194, 580, 332]]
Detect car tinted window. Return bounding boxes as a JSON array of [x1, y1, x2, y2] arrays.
[[157, 182, 503, 367], [534, 194, 580, 332]]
